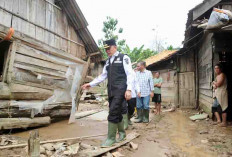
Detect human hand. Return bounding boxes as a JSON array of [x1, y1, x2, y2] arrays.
[[150, 92, 154, 98], [81, 83, 91, 90], [125, 90, 132, 100], [137, 92, 141, 98]]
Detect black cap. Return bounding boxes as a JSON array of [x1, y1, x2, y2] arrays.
[[103, 39, 116, 49]]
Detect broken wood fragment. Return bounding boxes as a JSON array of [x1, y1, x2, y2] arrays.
[[28, 130, 40, 157], [75, 109, 104, 119], [0, 133, 107, 150], [78, 132, 140, 157]]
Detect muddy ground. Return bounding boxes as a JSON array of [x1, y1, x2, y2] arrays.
[[1, 102, 232, 157]]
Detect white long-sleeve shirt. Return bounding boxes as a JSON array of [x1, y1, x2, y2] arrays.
[[131, 71, 140, 98], [89, 51, 133, 91]]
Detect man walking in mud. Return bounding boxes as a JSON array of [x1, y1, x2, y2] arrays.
[[82, 39, 133, 147]]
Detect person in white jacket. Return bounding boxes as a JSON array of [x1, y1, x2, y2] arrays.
[[123, 70, 140, 129]]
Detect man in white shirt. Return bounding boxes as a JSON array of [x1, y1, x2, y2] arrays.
[[124, 70, 140, 128], [135, 61, 154, 123], [82, 39, 133, 147]]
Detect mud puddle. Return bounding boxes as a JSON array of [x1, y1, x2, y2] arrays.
[[168, 111, 217, 157], [12, 118, 107, 141]]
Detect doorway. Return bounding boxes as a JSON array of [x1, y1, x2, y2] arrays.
[[0, 40, 11, 82], [213, 32, 232, 121], [179, 72, 195, 107]]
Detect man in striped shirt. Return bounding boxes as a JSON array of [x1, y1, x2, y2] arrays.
[[135, 61, 154, 123]]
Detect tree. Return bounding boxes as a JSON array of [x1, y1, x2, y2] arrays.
[[98, 16, 126, 59], [167, 45, 174, 50], [98, 16, 159, 62], [123, 45, 157, 63]]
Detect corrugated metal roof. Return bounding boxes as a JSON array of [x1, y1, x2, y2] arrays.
[[145, 50, 178, 67], [55, 0, 100, 56]]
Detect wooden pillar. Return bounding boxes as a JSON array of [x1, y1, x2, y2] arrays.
[[28, 130, 40, 157]]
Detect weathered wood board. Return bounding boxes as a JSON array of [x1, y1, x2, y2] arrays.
[[0, 0, 87, 58], [179, 72, 195, 107], [198, 34, 214, 109], [0, 116, 51, 130]]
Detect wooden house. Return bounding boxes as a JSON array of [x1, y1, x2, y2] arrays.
[[146, 0, 232, 119], [0, 0, 101, 130], [145, 50, 179, 106]]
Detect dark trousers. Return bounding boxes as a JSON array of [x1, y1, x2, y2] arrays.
[[127, 98, 136, 116], [108, 96, 127, 123]]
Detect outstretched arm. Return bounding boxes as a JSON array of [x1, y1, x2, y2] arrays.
[[82, 61, 108, 90]]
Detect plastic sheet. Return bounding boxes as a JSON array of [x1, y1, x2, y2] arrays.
[[11, 46, 85, 118], [206, 9, 230, 30]]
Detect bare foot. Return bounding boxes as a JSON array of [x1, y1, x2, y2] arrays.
[[218, 123, 227, 127], [212, 121, 221, 125]]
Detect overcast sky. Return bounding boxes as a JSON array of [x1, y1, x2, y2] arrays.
[[77, 0, 203, 50]]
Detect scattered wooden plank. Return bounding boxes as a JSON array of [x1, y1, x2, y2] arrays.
[[189, 113, 209, 121], [0, 117, 51, 130], [0, 133, 107, 150], [78, 132, 140, 157], [75, 109, 104, 119]]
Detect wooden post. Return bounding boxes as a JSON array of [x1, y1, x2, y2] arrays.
[[28, 130, 40, 157]]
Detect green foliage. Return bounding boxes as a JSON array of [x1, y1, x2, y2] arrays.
[[167, 45, 174, 50], [122, 45, 157, 63], [98, 16, 162, 63], [98, 16, 126, 59]]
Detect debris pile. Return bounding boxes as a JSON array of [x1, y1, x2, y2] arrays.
[[0, 132, 140, 157], [193, 8, 232, 30]]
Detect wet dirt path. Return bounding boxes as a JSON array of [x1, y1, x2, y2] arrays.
[[167, 111, 216, 157], [6, 108, 232, 157], [123, 110, 226, 157]]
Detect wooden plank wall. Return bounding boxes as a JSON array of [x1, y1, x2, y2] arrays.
[[178, 51, 196, 107], [179, 52, 195, 73], [8, 42, 84, 100], [0, 0, 87, 59], [152, 70, 177, 105], [198, 34, 213, 109]]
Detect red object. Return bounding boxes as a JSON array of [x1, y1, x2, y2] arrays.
[[4, 27, 14, 41]]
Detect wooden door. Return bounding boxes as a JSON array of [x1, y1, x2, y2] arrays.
[[179, 72, 195, 107]]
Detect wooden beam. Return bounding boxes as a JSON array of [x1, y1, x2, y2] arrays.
[[89, 52, 101, 57], [0, 117, 51, 130], [6, 42, 17, 84], [28, 130, 40, 157], [79, 132, 140, 157], [222, 24, 232, 31], [193, 0, 222, 21], [14, 53, 68, 72]]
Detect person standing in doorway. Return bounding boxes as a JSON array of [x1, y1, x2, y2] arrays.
[[82, 39, 133, 147], [135, 61, 154, 123], [153, 72, 163, 115], [212, 64, 228, 127]]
